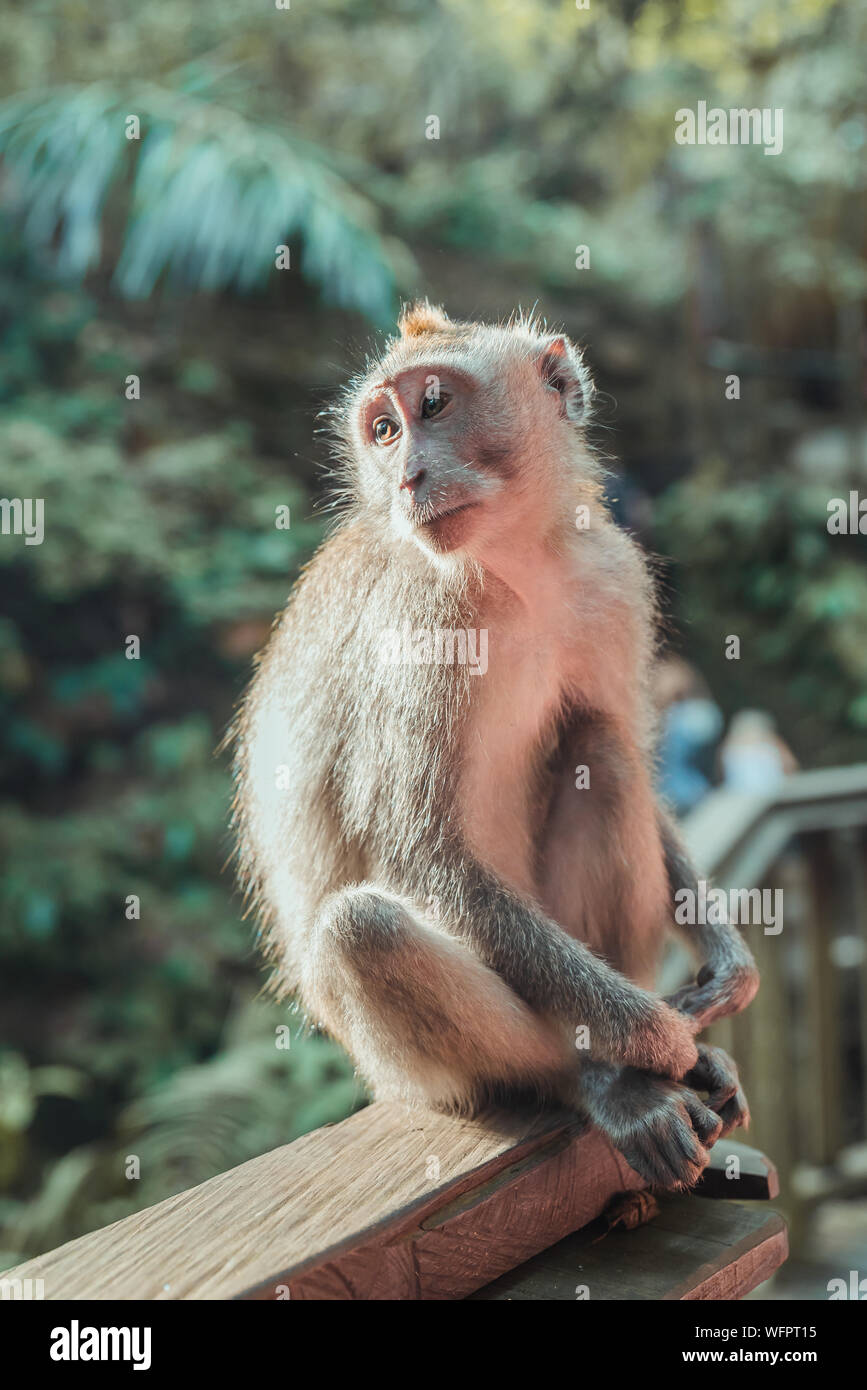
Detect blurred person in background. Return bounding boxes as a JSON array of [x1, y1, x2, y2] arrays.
[[654, 656, 724, 816], [719, 709, 799, 793]]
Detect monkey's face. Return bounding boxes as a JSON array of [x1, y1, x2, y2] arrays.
[[353, 359, 503, 556], [344, 313, 594, 564]]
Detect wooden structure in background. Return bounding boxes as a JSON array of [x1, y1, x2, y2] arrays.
[[673, 763, 867, 1243]]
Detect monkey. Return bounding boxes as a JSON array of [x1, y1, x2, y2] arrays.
[[230, 301, 759, 1190]]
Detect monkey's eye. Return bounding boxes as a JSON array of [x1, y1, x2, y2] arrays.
[[372, 415, 401, 445], [420, 391, 450, 420]]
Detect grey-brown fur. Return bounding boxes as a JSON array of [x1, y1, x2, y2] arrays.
[[229, 302, 758, 1188]]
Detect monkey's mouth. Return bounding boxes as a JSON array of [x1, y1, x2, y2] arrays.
[[416, 500, 479, 530], [400, 496, 482, 552]]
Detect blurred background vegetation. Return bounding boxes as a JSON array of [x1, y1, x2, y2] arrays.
[[0, 0, 865, 1267]]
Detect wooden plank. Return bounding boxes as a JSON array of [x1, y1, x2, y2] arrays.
[[470, 1197, 788, 1301], [694, 1138, 779, 1199], [4, 1103, 647, 1301]]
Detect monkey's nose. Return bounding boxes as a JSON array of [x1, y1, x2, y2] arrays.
[[399, 464, 427, 495]]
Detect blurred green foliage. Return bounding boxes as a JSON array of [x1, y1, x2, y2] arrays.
[[0, 84, 400, 319], [0, 239, 361, 1266], [0, 0, 865, 1264], [656, 465, 867, 764]]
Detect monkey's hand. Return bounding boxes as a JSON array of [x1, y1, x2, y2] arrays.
[[580, 1062, 722, 1190], [616, 997, 700, 1081], [664, 959, 760, 1032], [684, 1042, 750, 1138]]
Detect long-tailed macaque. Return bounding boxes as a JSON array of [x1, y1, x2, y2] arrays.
[[231, 302, 759, 1188]]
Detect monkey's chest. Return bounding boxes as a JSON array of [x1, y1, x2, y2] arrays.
[[458, 633, 565, 901]]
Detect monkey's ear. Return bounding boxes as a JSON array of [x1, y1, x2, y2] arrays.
[[537, 336, 590, 425], [398, 299, 451, 338]]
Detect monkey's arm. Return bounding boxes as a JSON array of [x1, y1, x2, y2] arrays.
[[658, 806, 760, 1028], [443, 856, 700, 1079]]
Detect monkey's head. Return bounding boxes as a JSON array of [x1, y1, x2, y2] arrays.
[[337, 302, 600, 565]]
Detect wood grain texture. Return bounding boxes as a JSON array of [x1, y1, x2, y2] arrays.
[[470, 1196, 788, 1301], [4, 1103, 644, 1301]]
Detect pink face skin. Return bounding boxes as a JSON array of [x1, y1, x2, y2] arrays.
[[356, 362, 499, 555], [346, 326, 593, 578]]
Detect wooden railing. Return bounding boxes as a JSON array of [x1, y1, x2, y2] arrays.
[[3, 1105, 780, 1300], [674, 763, 867, 1243]]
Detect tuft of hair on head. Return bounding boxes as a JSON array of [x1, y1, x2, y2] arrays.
[[398, 299, 451, 339]]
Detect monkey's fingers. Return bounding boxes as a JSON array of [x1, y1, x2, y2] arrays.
[[681, 1088, 723, 1149], [714, 1090, 751, 1137], [618, 1087, 719, 1191], [683, 1042, 736, 1102], [684, 1043, 750, 1137]]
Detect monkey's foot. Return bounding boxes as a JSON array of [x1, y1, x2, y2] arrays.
[[580, 1063, 723, 1191]]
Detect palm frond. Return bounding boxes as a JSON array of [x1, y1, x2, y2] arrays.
[[0, 83, 399, 323]]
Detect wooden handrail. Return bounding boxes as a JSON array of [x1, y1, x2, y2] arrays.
[[3, 1103, 774, 1300], [679, 763, 867, 1233], [682, 763, 867, 885]]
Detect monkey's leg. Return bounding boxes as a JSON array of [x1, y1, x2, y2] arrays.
[[577, 1059, 724, 1190], [431, 716, 700, 1080], [658, 807, 760, 1028], [301, 885, 574, 1111], [432, 851, 699, 1082]]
